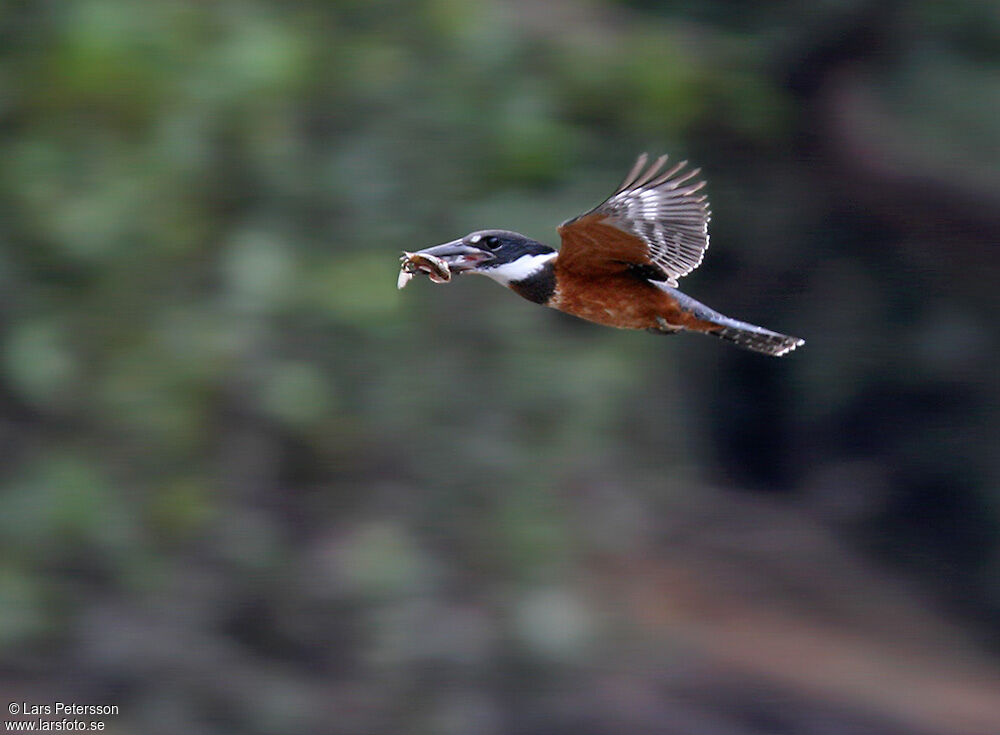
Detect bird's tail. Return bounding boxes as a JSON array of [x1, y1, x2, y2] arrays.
[[705, 318, 804, 357], [658, 287, 804, 357]]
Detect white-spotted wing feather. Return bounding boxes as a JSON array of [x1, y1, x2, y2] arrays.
[[567, 154, 711, 286]]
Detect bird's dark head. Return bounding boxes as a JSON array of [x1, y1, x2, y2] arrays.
[[411, 230, 556, 284]]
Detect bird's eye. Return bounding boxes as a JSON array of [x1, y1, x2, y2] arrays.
[[484, 236, 500, 250]]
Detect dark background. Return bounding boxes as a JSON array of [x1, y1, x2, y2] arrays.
[[1, 1, 998, 733]]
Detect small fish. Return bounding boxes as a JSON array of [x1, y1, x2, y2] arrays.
[[397, 251, 451, 289]]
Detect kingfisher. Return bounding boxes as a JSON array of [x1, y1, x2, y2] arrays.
[[399, 154, 804, 356]]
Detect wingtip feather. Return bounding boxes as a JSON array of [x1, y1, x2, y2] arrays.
[[633, 154, 670, 188], [618, 153, 649, 192]]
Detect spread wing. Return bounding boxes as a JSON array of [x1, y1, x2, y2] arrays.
[[557, 154, 711, 287]]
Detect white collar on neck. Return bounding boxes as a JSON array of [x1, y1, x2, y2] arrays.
[[480, 252, 556, 285]]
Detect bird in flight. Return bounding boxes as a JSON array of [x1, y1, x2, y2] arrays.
[[398, 154, 804, 356]]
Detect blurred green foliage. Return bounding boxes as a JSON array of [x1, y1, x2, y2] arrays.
[[1, 1, 998, 733]]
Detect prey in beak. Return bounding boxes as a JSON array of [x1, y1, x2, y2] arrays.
[[397, 239, 494, 289]]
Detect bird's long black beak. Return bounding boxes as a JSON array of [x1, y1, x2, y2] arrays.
[[413, 239, 493, 273]]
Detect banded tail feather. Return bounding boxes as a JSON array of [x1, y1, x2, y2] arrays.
[[707, 319, 804, 357], [655, 286, 804, 357]]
